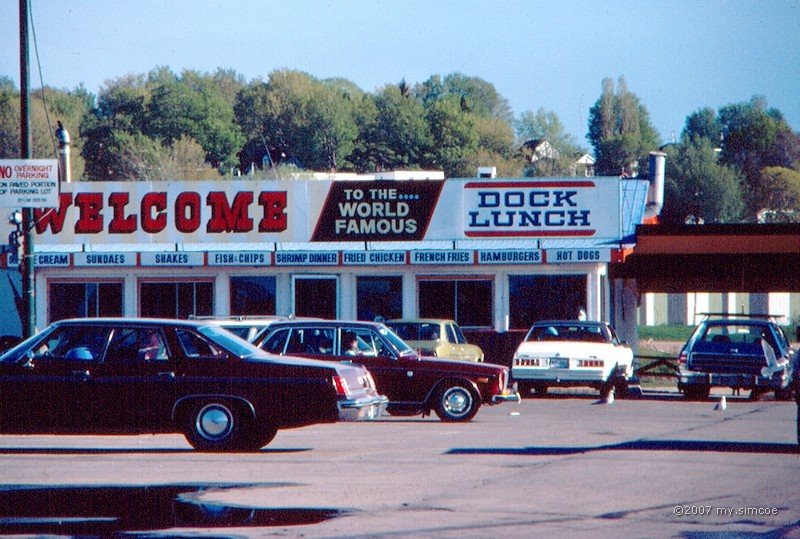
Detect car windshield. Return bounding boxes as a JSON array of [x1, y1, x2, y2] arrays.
[[699, 323, 775, 347], [378, 325, 416, 356], [0, 325, 58, 363], [526, 324, 609, 343], [197, 325, 264, 357]]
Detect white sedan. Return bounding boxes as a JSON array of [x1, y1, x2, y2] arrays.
[[511, 320, 634, 398]]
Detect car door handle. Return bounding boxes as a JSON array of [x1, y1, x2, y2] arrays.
[[157, 371, 176, 379], [71, 370, 90, 380]]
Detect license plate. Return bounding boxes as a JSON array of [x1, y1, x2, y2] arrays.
[[549, 358, 568, 369]]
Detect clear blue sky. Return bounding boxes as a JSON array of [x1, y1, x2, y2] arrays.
[[2, 0, 799, 147]]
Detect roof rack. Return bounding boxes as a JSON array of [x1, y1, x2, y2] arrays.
[[188, 315, 286, 321], [699, 312, 787, 320]]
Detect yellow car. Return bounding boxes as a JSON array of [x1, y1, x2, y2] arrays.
[[387, 319, 484, 362]]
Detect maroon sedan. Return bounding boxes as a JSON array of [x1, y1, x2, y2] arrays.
[[254, 320, 519, 422]]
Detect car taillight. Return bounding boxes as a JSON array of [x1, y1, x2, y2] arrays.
[[677, 351, 687, 367], [513, 357, 541, 366], [332, 375, 350, 397], [577, 359, 604, 368]]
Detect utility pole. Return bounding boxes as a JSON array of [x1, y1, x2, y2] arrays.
[[19, 0, 35, 338]]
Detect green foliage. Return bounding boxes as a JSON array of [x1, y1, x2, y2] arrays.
[[661, 138, 744, 223], [637, 324, 695, 342], [587, 76, 661, 176], [3, 65, 796, 189], [426, 95, 479, 177], [684, 96, 800, 220], [756, 167, 800, 221]]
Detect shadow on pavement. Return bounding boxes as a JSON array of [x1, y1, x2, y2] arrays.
[[0, 446, 312, 454], [447, 439, 800, 456], [0, 483, 348, 535]]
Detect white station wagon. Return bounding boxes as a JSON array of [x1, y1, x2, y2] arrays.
[[511, 320, 634, 398]]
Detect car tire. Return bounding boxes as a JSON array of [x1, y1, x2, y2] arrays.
[[516, 381, 533, 399], [531, 383, 549, 396], [238, 421, 278, 451], [683, 385, 710, 401], [434, 384, 480, 422], [614, 377, 630, 399], [184, 401, 246, 452]]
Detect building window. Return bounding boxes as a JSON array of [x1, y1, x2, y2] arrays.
[[356, 276, 402, 321], [230, 276, 276, 316], [508, 275, 586, 329], [418, 278, 493, 328], [49, 282, 124, 323], [140, 281, 213, 318], [292, 276, 338, 319]]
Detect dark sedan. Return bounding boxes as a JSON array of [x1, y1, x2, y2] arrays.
[[253, 320, 519, 422], [0, 318, 387, 451]]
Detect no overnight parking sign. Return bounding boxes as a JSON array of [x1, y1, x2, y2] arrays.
[[0, 159, 59, 208]]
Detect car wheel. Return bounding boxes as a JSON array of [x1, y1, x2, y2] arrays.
[[434, 384, 480, 422], [184, 401, 243, 452], [516, 381, 533, 399], [683, 386, 710, 401]]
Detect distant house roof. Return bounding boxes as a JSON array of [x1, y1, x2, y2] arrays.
[[521, 139, 559, 162]]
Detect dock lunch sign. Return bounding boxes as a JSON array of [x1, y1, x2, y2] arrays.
[[0, 159, 59, 208]]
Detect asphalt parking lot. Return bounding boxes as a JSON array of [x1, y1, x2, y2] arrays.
[[0, 388, 798, 538]]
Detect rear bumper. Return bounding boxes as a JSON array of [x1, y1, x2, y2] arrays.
[[337, 395, 389, 421], [512, 368, 609, 383], [678, 370, 790, 390]]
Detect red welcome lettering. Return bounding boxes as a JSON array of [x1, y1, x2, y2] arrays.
[[74, 192, 104, 234], [206, 191, 254, 233], [141, 192, 167, 233], [34, 193, 73, 234], [258, 191, 287, 232], [108, 192, 137, 233], [175, 192, 201, 233]]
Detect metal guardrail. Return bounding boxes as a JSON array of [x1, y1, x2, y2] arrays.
[[634, 354, 679, 378]]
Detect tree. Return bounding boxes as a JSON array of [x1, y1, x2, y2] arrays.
[[587, 76, 661, 176], [302, 81, 358, 171], [661, 138, 744, 224], [754, 167, 800, 222], [425, 95, 479, 177], [145, 73, 244, 169], [367, 84, 432, 171], [682, 107, 722, 145], [0, 81, 92, 179], [718, 96, 800, 218]]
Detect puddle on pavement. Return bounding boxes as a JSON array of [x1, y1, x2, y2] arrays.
[[0, 483, 347, 535]]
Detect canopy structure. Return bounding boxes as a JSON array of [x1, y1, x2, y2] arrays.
[[609, 223, 800, 293]]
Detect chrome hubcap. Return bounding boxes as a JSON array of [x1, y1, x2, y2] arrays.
[[196, 404, 233, 441], [443, 388, 472, 417]]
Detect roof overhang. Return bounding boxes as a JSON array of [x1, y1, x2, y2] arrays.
[[609, 224, 800, 292]]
